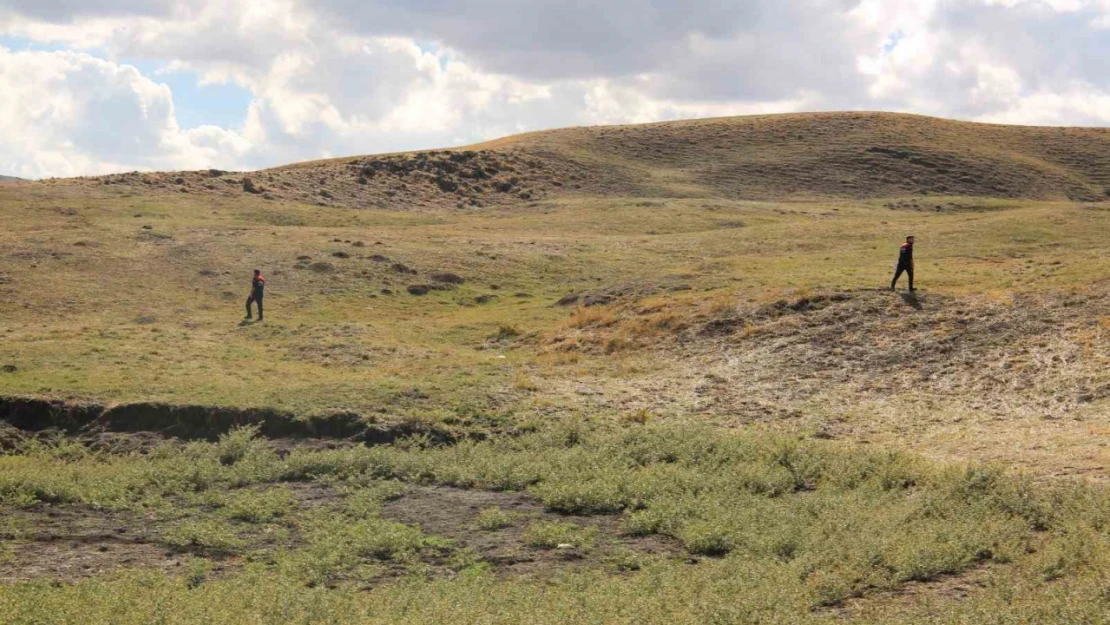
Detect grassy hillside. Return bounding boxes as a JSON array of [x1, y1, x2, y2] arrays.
[[41, 112, 1110, 211], [3, 112, 1110, 623], [3, 178, 1108, 472], [482, 112, 1110, 201]]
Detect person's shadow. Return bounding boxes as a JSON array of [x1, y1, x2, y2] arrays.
[[899, 291, 923, 310], [239, 319, 259, 327]]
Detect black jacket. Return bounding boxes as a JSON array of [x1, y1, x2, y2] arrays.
[[897, 243, 913, 267]]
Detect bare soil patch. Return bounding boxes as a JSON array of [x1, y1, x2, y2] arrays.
[[0, 480, 681, 584], [538, 287, 1110, 475], [695, 289, 1110, 411], [0, 507, 183, 583], [382, 485, 682, 578], [830, 564, 1003, 618], [554, 288, 1110, 418]]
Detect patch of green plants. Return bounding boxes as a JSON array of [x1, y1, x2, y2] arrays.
[[184, 558, 212, 589], [522, 521, 598, 551], [275, 512, 434, 587], [4, 424, 1110, 622], [162, 519, 246, 556], [475, 507, 517, 531], [336, 479, 406, 520], [221, 487, 295, 523]]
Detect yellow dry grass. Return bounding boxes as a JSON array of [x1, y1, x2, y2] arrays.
[[2, 113, 1110, 475]]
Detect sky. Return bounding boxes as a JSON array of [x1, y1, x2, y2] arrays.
[[1, 0, 1109, 178]]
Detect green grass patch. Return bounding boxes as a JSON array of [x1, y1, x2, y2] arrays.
[[474, 507, 517, 531], [162, 520, 246, 556], [221, 487, 295, 523], [523, 521, 597, 551], [3, 424, 1110, 620]]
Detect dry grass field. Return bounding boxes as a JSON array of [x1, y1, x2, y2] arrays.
[[4, 112, 1110, 623]]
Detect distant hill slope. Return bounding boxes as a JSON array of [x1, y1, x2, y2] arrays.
[[0, 175, 26, 184], [43, 112, 1110, 208], [480, 111, 1110, 202]]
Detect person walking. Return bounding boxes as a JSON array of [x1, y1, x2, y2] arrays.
[[890, 236, 915, 292], [246, 269, 265, 320]]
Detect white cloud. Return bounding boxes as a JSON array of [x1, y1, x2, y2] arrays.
[[0, 0, 1109, 177], [0, 45, 250, 177]]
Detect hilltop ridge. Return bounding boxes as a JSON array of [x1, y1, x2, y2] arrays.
[[36, 111, 1110, 208]]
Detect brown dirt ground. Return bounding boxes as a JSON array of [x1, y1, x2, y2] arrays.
[[538, 287, 1110, 477], [382, 485, 683, 579], [829, 564, 1003, 618], [0, 506, 184, 583], [0, 479, 682, 584]]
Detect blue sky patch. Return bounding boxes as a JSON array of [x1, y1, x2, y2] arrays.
[[123, 59, 253, 130], [0, 34, 73, 53]]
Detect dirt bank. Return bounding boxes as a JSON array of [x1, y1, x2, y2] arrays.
[[0, 397, 466, 446]]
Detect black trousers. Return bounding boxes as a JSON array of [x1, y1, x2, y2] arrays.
[[891, 264, 914, 290], [246, 293, 263, 318]]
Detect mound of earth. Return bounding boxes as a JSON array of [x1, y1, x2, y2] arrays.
[[35, 112, 1110, 208], [45, 149, 597, 212], [699, 290, 1110, 406], [547, 288, 1110, 422]]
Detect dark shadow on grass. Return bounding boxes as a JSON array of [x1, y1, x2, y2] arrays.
[[899, 291, 922, 310]]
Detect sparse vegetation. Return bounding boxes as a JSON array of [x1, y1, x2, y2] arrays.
[[523, 520, 597, 551], [4, 113, 1110, 622], [162, 520, 246, 556], [221, 487, 294, 523], [475, 507, 516, 531], [1, 424, 1110, 621]]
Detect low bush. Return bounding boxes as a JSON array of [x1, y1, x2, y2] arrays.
[[522, 521, 597, 551], [162, 520, 245, 556], [475, 507, 517, 531]]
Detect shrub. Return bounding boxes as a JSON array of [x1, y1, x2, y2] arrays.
[[678, 521, 734, 556], [222, 487, 294, 523], [492, 325, 520, 341], [340, 481, 406, 520], [163, 520, 245, 556], [567, 306, 619, 329], [215, 425, 265, 466], [475, 507, 516, 531], [185, 558, 211, 588], [512, 373, 539, 392], [523, 521, 597, 551]]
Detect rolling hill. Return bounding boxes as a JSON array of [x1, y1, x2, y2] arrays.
[[41, 111, 1110, 209], [4, 111, 1110, 623]]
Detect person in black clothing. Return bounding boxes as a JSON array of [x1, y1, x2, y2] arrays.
[[890, 236, 915, 291], [246, 269, 265, 320]]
